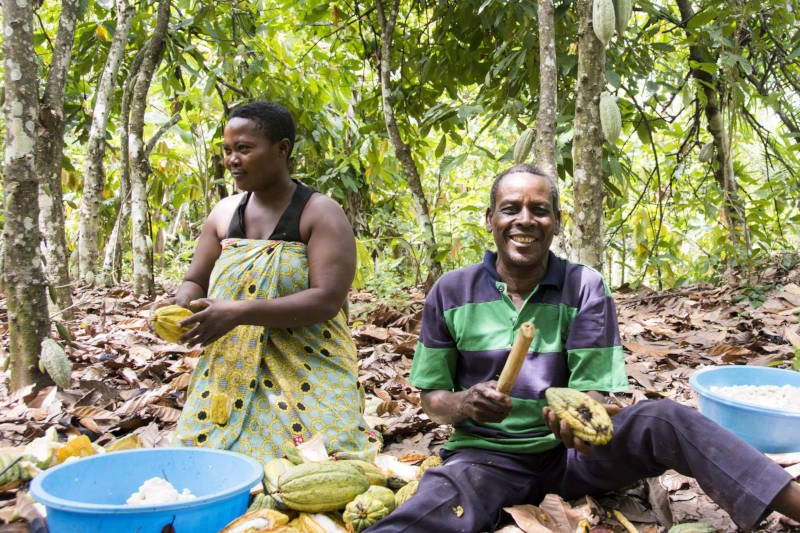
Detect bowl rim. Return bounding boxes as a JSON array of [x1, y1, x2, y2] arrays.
[[29, 447, 263, 514], [689, 365, 800, 419]]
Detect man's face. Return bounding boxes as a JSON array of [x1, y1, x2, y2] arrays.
[[485, 172, 560, 273]]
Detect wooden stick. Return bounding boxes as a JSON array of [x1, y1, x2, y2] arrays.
[[496, 321, 536, 394]]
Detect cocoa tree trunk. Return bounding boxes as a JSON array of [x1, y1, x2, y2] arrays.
[[535, 0, 557, 179], [129, 0, 171, 296], [77, 0, 135, 285], [375, 0, 442, 286], [3, 0, 51, 390], [676, 0, 749, 251], [37, 0, 80, 320], [101, 48, 146, 287], [570, 0, 607, 271]]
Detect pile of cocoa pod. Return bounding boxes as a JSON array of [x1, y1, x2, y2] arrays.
[[220, 448, 442, 533]]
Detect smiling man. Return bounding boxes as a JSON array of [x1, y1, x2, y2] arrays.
[[365, 164, 800, 533]]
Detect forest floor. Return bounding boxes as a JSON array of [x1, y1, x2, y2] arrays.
[[0, 260, 800, 532]]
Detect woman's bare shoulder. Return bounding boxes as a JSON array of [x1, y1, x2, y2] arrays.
[[206, 192, 247, 238]]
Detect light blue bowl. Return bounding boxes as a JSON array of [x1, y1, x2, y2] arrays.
[[689, 365, 800, 453], [29, 447, 263, 533]]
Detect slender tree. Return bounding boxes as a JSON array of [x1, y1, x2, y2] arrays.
[[129, 0, 171, 296], [375, 0, 442, 287], [37, 0, 81, 320], [77, 0, 135, 285], [571, 0, 607, 270], [101, 48, 146, 286], [676, 0, 749, 251], [535, 0, 557, 179], [3, 0, 51, 389]]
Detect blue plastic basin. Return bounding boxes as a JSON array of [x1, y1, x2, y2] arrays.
[[689, 365, 800, 453], [29, 447, 263, 533]]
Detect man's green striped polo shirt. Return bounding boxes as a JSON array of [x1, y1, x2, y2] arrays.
[[410, 251, 628, 454]]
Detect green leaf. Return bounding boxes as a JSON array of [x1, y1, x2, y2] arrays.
[[687, 10, 718, 29]]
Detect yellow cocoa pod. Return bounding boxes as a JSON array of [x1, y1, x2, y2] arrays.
[[56, 435, 96, 463], [150, 305, 193, 343], [394, 479, 418, 508], [338, 459, 388, 486], [417, 455, 442, 476], [545, 387, 613, 445], [219, 509, 290, 532]]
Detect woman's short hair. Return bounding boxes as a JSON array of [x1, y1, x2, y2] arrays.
[[229, 101, 296, 159]]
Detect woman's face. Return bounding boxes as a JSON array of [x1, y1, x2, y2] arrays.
[[222, 117, 290, 191]]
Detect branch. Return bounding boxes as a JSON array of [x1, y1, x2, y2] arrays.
[[145, 114, 181, 157]]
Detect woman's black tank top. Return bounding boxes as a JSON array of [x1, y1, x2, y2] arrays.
[[225, 180, 315, 242]]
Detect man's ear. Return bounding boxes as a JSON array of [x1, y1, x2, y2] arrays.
[[485, 208, 493, 233], [554, 210, 562, 235]]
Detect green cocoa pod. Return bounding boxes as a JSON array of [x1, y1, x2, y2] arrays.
[[363, 485, 396, 512], [698, 142, 714, 163], [343, 494, 391, 533], [612, 0, 632, 34], [599, 92, 622, 144], [667, 523, 717, 533], [277, 461, 370, 512], [40, 338, 71, 389], [513, 129, 535, 164], [592, 0, 616, 45]]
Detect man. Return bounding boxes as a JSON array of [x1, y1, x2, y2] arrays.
[[366, 164, 800, 532]]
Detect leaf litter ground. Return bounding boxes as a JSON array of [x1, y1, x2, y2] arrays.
[[1, 266, 799, 532]]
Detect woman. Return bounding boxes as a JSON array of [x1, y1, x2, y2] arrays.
[[165, 101, 380, 464]]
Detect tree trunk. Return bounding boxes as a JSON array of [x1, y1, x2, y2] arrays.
[[77, 0, 135, 285], [375, 0, 442, 287], [101, 48, 146, 287], [129, 0, 171, 296], [571, 0, 606, 270], [676, 0, 749, 250], [3, 0, 51, 390], [535, 0, 557, 179], [37, 0, 80, 320]]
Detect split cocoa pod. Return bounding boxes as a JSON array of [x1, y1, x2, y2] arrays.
[[150, 304, 193, 343], [545, 387, 613, 445]]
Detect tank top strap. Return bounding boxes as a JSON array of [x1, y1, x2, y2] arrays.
[[225, 191, 252, 239], [269, 180, 315, 242], [224, 181, 315, 242]]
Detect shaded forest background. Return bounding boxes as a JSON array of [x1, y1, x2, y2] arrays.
[[2, 1, 800, 391]]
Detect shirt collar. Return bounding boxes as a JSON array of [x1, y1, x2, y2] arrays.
[[482, 250, 564, 289]]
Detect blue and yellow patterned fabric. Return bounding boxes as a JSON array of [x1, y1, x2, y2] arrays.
[[174, 238, 381, 463]]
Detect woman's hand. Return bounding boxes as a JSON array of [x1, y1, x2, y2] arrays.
[[458, 381, 512, 423], [179, 299, 242, 346], [542, 406, 593, 456]]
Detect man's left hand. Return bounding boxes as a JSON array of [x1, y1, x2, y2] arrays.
[[542, 406, 593, 456]]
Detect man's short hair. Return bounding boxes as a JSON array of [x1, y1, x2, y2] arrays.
[[229, 101, 296, 160], [489, 164, 561, 219]]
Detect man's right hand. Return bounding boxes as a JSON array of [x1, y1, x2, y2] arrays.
[[458, 381, 512, 423]]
